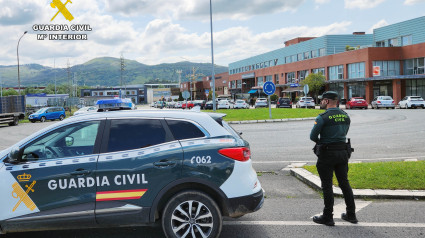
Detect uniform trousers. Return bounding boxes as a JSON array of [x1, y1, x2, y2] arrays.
[[316, 149, 356, 217]]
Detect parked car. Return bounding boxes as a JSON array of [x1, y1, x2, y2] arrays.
[[73, 106, 98, 116], [254, 98, 268, 108], [193, 100, 206, 109], [234, 100, 249, 109], [371, 96, 395, 109], [296, 97, 315, 108], [345, 97, 368, 109], [277, 97, 292, 108], [154, 101, 166, 109], [166, 101, 176, 108], [0, 110, 264, 237], [398, 96, 425, 109], [217, 100, 233, 109], [175, 101, 183, 108], [204, 101, 214, 109], [181, 101, 194, 109], [28, 107, 66, 123]]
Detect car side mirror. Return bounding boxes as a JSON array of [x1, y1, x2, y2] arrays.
[[65, 136, 74, 146], [8, 146, 23, 164]]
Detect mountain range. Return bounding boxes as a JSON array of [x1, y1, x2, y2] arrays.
[[0, 57, 228, 87]]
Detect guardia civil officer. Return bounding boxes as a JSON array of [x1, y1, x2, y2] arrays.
[[310, 91, 357, 226]]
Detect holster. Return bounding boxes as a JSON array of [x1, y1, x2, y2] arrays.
[[313, 143, 322, 157], [346, 138, 354, 159]]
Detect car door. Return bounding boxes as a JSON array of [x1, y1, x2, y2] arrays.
[[95, 118, 183, 225], [0, 120, 104, 232]]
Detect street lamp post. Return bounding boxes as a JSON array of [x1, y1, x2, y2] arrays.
[[17, 31, 27, 95], [210, 0, 216, 111]]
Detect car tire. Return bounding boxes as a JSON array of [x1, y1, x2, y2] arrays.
[[59, 115, 65, 121], [40, 116, 46, 123], [8, 117, 19, 126], [30, 120, 35, 123], [162, 190, 222, 238], [405, 104, 408, 109], [346, 105, 350, 109]]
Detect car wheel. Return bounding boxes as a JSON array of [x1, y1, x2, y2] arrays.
[[346, 105, 350, 109], [8, 117, 19, 126], [162, 190, 222, 238], [405, 104, 408, 109], [59, 115, 65, 121], [40, 116, 46, 122], [30, 120, 35, 123]]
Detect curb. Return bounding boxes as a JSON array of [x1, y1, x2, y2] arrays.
[[228, 117, 316, 124], [290, 168, 425, 200]]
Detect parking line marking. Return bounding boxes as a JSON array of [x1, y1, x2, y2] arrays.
[[223, 221, 425, 228], [311, 201, 372, 218]]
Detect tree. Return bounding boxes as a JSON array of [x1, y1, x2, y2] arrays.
[[178, 92, 184, 101], [300, 73, 326, 103], [208, 90, 217, 101], [3, 89, 19, 96], [270, 94, 278, 102]]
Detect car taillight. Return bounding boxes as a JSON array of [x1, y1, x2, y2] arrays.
[[377, 101, 381, 104], [290, 102, 292, 104], [300, 100, 304, 102], [392, 100, 395, 104], [218, 147, 251, 162]]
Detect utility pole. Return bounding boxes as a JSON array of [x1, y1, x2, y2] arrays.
[[186, 67, 203, 101], [120, 53, 125, 98], [54, 58, 56, 96], [67, 60, 71, 97], [209, 0, 216, 111]]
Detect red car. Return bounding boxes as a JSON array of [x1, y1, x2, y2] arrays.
[[346, 97, 368, 109], [181, 101, 194, 109]]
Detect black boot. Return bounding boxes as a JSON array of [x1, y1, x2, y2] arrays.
[[341, 213, 358, 224], [313, 215, 335, 226]]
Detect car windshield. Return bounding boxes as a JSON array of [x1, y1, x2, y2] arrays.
[[219, 101, 228, 104]]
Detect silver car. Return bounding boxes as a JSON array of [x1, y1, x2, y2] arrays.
[[399, 96, 425, 109], [371, 96, 395, 109], [254, 98, 268, 108], [234, 100, 249, 109], [296, 97, 315, 109]]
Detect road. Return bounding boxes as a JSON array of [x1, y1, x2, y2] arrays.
[[1, 108, 425, 237]]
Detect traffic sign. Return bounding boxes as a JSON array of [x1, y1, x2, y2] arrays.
[[182, 90, 190, 99], [303, 84, 309, 95], [263, 81, 276, 96]]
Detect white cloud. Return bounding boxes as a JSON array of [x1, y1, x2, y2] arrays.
[[344, 0, 386, 9], [0, 0, 47, 25], [404, 0, 425, 5], [104, 0, 305, 20], [315, 0, 331, 3], [369, 19, 388, 32]]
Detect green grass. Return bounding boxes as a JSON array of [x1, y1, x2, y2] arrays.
[[204, 108, 324, 121], [304, 161, 425, 190]]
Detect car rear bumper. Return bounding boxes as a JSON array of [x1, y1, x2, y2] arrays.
[[227, 189, 264, 218]]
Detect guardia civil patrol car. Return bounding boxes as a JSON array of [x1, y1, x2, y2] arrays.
[[0, 110, 264, 238]]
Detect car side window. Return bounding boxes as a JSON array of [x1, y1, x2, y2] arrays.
[[107, 119, 167, 153], [166, 120, 206, 140], [22, 121, 101, 161]]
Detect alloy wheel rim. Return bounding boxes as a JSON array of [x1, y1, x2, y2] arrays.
[[171, 200, 213, 238]]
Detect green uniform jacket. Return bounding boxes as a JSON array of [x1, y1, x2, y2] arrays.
[[310, 108, 350, 144]]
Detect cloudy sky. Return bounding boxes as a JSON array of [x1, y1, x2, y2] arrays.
[[1, 0, 425, 68]]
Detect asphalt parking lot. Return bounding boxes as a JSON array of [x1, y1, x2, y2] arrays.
[[1, 108, 425, 238]]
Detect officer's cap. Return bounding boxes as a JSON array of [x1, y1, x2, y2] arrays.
[[319, 91, 338, 100]]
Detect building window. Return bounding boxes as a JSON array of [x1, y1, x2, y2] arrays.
[[328, 65, 344, 80], [231, 81, 236, 89], [274, 74, 279, 85], [311, 50, 318, 58], [257, 76, 264, 87], [286, 72, 296, 84], [304, 51, 310, 59], [297, 53, 303, 61], [402, 35, 412, 46], [291, 55, 297, 62], [319, 48, 326, 57], [298, 70, 309, 81], [373, 61, 400, 76], [348, 62, 365, 79], [388, 38, 398, 47], [376, 41, 385, 47], [237, 80, 242, 88], [265, 75, 272, 82], [312, 68, 325, 76], [406, 79, 425, 97], [404, 57, 425, 75], [347, 82, 366, 99], [285, 56, 291, 64]]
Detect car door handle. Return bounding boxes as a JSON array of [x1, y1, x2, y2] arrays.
[[153, 160, 176, 167], [70, 169, 91, 176]]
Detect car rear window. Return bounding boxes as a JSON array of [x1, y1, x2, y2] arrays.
[[222, 120, 241, 139], [380, 96, 392, 100], [166, 120, 205, 140], [236, 100, 245, 103], [107, 119, 167, 152]]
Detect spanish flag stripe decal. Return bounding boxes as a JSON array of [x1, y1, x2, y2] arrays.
[[96, 189, 147, 201], [97, 189, 147, 195]]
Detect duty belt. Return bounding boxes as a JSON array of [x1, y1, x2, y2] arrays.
[[322, 143, 347, 151]]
